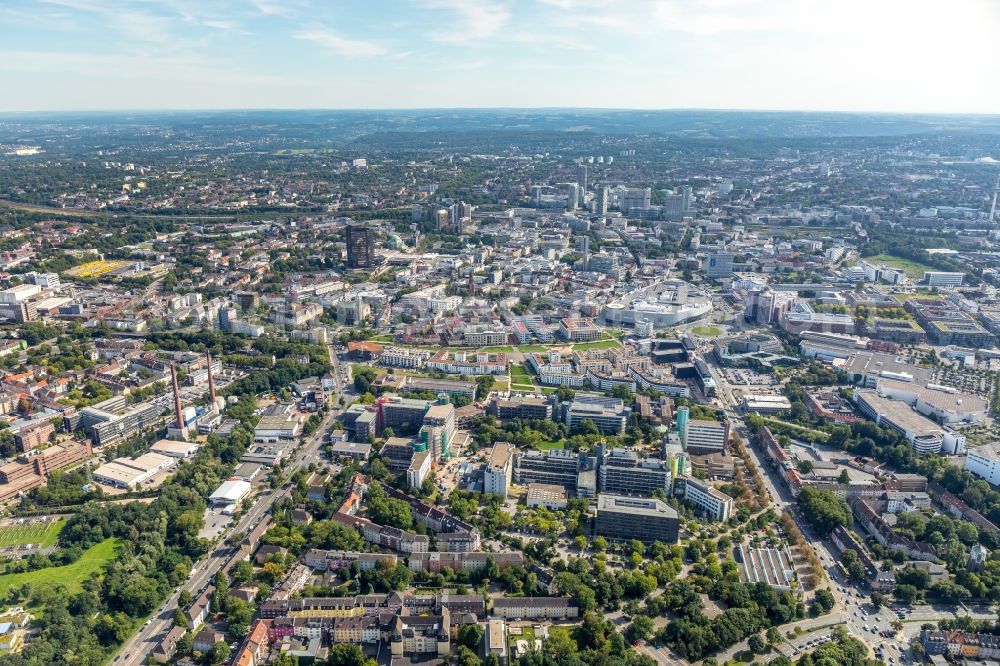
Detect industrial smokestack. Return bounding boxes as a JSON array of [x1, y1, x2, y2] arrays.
[[206, 352, 217, 403], [170, 362, 184, 435]]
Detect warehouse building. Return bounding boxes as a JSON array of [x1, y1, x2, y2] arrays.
[[93, 452, 175, 489]]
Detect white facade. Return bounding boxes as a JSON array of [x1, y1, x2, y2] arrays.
[[483, 442, 515, 496], [965, 447, 1000, 486], [924, 272, 964, 287]]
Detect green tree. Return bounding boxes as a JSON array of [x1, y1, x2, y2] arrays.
[[209, 640, 231, 665], [458, 623, 484, 650], [748, 633, 766, 654], [625, 614, 654, 644]]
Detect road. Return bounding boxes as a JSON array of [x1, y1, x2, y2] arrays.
[[115, 349, 347, 665]]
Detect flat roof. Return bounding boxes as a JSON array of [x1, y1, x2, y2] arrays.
[[857, 391, 943, 436], [210, 479, 252, 502], [596, 493, 678, 519], [424, 403, 454, 420], [149, 439, 199, 455], [527, 483, 567, 501], [878, 378, 988, 414], [93, 462, 145, 485], [844, 351, 930, 383], [488, 442, 514, 470]]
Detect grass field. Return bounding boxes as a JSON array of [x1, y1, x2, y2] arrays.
[[0, 519, 65, 548], [0, 538, 119, 599], [572, 339, 623, 351], [866, 254, 936, 279], [692, 325, 723, 338], [517, 344, 549, 352], [509, 364, 532, 380]]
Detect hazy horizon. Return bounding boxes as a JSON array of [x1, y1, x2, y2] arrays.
[[2, 0, 999, 115]]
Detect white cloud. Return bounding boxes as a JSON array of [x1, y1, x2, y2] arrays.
[[420, 0, 511, 44], [247, 0, 295, 17], [294, 27, 388, 57]]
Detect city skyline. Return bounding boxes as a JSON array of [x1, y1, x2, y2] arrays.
[[1, 0, 999, 114]]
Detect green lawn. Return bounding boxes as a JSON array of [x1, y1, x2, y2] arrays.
[[572, 339, 622, 351], [692, 325, 723, 338], [866, 254, 936, 279], [517, 344, 549, 352], [535, 440, 565, 450], [0, 519, 65, 548], [0, 538, 119, 598], [510, 365, 532, 380]]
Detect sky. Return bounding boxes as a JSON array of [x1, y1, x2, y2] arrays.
[[1, 0, 999, 114]]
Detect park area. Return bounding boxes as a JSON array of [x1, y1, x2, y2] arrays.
[[692, 325, 723, 338], [865, 254, 936, 279], [0, 538, 120, 599], [0, 518, 65, 549]]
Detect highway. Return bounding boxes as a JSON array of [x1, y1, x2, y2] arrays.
[[114, 349, 347, 665]]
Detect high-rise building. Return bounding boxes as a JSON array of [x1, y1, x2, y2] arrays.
[[706, 251, 734, 279], [577, 164, 588, 191], [676, 406, 689, 439], [622, 187, 651, 212], [596, 186, 609, 216], [346, 225, 375, 269], [566, 183, 580, 210], [683, 420, 730, 455], [483, 442, 515, 496]]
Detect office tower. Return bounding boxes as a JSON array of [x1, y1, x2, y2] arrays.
[[566, 183, 579, 210], [676, 406, 689, 440], [411, 204, 423, 222], [706, 251, 734, 279], [577, 164, 588, 191], [346, 225, 375, 269], [680, 185, 692, 212], [596, 186, 609, 215], [683, 420, 730, 456], [622, 187, 651, 212]]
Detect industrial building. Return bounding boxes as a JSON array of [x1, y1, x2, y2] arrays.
[[93, 452, 175, 489], [209, 479, 253, 506]]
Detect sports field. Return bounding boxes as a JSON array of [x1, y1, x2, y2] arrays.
[[0, 538, 119, 598], [0, 519, 65, 548]]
